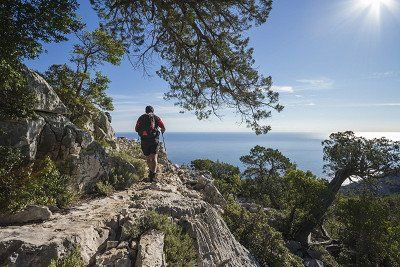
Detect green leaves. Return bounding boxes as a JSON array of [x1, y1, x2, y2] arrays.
[[240, 145, 296, 178], [191, 159, 242, 197], [0, 60, 37, 120], [0, 0, 81, 61], [333, 195, 400, 266], [0, 148, 74, 213], [44, 28, 124, 125], [0, 0, 80, 119], [91, 0, 281, 134], [323, 131, 400, 179]]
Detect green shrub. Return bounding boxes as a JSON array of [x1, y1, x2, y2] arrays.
[[191, 159, 242, 197], [0, 147, 75, 213], [110, 150, 147, 181], [49, 246, 84, 267], [127, 211, 197, 266], [223, 198, 303, 267], [332, 194, 400, 266], [95, 181, 114, 196]]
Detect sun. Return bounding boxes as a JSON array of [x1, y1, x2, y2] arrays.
[[352, 0, 397, 23]]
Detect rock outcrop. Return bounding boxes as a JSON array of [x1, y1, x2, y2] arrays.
[[22, 65, 69, 115], [135, 230, 166, 267], [0, 167, 259, 267], [0, 205, 52, 226]]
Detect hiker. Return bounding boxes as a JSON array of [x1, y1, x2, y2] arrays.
[[135, 106, 166, 181]]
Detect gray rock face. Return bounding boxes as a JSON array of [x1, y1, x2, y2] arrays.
[[96, 247, 132, 267], [0, 168, 259, 267], [70, 142, 110, 192], [22, 66, 68, 114], [0, 205, 52, 226], [93, 111, 118, 148], [135, 230, 166, 267], [0, 117, 45, 160], [36, 113, 93, 160]]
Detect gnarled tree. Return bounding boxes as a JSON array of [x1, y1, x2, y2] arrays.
[[90, 0, 282, 134], [294, 131, 400, 244]]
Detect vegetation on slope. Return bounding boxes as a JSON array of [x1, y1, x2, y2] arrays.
[[125, 211, 197, 266], [192, 132, 400, 266], [0, 147, 75, 213]]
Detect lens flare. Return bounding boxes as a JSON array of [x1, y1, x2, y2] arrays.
[[352, 0, 398, 24]]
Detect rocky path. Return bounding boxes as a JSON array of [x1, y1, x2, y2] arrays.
[[0, 167, 259, 267]]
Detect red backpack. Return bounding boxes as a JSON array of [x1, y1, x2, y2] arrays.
[[137, 114, 160, 139]]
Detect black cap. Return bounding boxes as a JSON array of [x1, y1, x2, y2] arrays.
[[145, 105, 154, 113]]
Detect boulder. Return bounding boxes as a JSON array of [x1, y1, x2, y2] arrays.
[[36, 113, 93, 160], [71, 142, 110, 192], [135, 230, 166, 267], [0, 117, 45, 160], [96, 248, 132, 267], [22, 66, 68, 114], [93, 111, 117, 148], [0, 205, 52, 226]]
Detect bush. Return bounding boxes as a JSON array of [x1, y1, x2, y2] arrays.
[[191, 159, 242, 197], [127, 211, 197, 266], [0, 147, 75, 213], [332, 194, 400, 266], [95, 181, 114, 196], [110, 150, 147, 179], [49, 246, 84, 267], [223, 197, 303, 267]]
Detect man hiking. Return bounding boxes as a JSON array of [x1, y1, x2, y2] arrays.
[[135, 106, 166, 182]]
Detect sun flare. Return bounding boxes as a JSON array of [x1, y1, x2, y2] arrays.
[[352, 0, 398, 23]]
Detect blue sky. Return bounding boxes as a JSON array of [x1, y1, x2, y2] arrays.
[[25, 0, 400, 133]]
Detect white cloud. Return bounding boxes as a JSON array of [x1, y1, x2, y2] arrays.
[[271, 85, 294, 93], [371, 71, 400, 79], [296, 78, 333, 89]]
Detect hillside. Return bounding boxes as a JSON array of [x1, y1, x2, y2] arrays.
[[340, 174, 400, 196]]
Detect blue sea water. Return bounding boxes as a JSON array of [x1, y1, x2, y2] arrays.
[[117, 132, 328, 178]]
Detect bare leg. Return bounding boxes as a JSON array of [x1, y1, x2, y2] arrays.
[[149, 153, 158, 173], [146, 155, 152, 172]]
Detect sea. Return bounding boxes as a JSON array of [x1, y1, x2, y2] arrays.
[[116, 132, 400, 180]]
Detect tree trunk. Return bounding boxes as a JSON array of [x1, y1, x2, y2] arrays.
[[293, 170, 350, 244]]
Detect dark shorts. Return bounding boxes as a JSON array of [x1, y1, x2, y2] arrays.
[[141, 140, 159, 156]]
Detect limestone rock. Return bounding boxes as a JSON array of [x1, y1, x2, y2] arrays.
[[135, 230, 166, 267], [0, 117, 45, 160], [0, 167, 260, 267], [0, 191, 133, 266], [36, 113, 93, 160], [0, 205, 52, 226], [96, 248, 132, 267], [106, 241, 119, 250], [71, 141, 110, 192], [22, 65, 68, 114], [93, 111, 117, 149]]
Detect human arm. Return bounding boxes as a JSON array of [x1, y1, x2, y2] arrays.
[[157, 117, 166, 133]]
